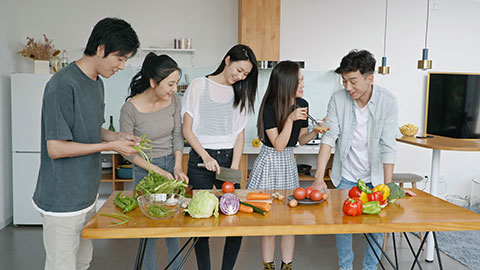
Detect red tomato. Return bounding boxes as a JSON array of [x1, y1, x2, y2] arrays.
[[222, 182, 235, 193], [305, 187, 314, 199], [310, 190, 323, 201], [293, 187, 306, 200]]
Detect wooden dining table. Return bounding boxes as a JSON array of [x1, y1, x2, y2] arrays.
[[82, 189, 480, 269], [396, 135, 480, 261]]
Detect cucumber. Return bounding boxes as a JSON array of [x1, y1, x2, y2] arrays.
[[240, 201, 266, 216]]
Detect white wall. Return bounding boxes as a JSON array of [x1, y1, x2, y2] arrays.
[[281, 0, 480, 198], [1, 0, 238, 229], [11, 0, 238, 71], [3, 0, 480, 228]]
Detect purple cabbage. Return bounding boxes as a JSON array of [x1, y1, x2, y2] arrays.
[[219, 193, 240, 215]]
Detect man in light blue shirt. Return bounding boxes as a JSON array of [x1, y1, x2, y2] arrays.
[[312, 50, 397, 270]]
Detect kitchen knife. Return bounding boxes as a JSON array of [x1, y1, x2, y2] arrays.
[[197, 163, 242, 183]]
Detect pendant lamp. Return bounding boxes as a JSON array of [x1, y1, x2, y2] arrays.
[[418, 0, 432, 70], [378, 0, 390, 75]]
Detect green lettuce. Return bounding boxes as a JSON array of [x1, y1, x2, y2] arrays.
[[184, 190, 219, 218]]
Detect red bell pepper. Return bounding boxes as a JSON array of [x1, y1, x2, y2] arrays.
[[348, 186, 362, 199], [368, 191, 383, 203], [343, 198, 363, 216]]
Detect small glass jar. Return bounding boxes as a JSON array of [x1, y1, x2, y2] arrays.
[[50, 55, 61, 73]]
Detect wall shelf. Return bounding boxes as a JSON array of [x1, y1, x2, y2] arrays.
[[139, 47, 195, 53], [138, 48, 195, 66]]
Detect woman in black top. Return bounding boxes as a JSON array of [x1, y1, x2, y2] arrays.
[[247, 61, 325, 270]]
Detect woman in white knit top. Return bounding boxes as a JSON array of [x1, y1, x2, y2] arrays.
[[181, 44, 258, 270]]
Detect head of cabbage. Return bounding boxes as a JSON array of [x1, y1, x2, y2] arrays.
[[184, 190, 219, 218]]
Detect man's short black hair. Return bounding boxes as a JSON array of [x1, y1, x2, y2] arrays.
[[84, 17, 140, 58], [335, 49, 376, 75]]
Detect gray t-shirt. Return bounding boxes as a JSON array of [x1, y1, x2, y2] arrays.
[[33, 63, 105, 212], [120, 93, 183, 160]]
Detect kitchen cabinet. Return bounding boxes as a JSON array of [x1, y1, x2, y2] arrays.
[[101, 152, 131, 191], [102, 146, 330, 191], [101, 152, 191, 191], [242, 145, 334, 188], [296, 154, 335, 189], [238, 0, 281, 61]]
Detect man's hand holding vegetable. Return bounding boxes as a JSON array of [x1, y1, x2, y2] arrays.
[[46, 128, 140, 159]]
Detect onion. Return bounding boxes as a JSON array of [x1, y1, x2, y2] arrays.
[[219, 193, 240, 215]]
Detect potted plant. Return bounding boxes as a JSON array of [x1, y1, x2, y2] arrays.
[[17, 34, 60, 74]]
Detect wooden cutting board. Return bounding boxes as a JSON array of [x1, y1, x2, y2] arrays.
[[224, 189, 273, 203], [191, 189, 273, 204]]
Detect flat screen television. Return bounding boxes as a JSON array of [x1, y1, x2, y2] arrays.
[[425, 72, 480, 140]]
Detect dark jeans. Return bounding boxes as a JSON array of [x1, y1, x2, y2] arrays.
[[188, 148, 242, 270]]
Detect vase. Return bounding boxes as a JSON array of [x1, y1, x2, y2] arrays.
[[34, 60, 50, 74]]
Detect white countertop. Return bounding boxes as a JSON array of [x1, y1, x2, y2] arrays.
[[243, 144, 321, 154], [103, 144, 324, 155]]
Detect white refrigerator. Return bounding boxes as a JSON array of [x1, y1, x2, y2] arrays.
[[11, 73, 52, 225]]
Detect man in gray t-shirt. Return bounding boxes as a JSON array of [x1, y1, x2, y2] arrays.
[[32, 18, 140, 270]]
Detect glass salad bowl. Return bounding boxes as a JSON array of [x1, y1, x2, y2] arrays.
[[137, 193, 185, 220]]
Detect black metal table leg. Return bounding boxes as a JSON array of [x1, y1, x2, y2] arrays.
[[409, 231, 430, 270], [364, 233, 398, 270], [133, 237, 199, 270], [163, 237, 199, 270], [392, 233, 399, 270], [134, 238, 148, 270], [365, 231, 444, 270], [432, 232, 443, 270], [402, 232, 424, 270], [176, 237, 199, 269], [164, 237, 193, 269]]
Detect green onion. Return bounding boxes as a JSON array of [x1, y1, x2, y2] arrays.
[[133, 134, 187, 196], [133, 134, 153, 171], [100, 212, 136, 227]]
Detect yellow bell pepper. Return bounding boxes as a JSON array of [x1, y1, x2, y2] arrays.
[[373, 184, 390, 201], [360, 192, 369, 204]]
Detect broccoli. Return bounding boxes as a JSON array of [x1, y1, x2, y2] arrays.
[[386, 182, 406, 203]]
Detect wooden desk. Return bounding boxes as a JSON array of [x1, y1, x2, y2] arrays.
[[396, 135, 480, 261], [83, 189, 480, 239]]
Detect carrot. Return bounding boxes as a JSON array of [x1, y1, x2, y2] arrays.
[[246, 192, 271, 200], [245, 201, 271, 212], [240, 201, 266, 215], [239, 204, 254, 213]]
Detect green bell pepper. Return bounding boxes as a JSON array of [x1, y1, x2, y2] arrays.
[[362, 201, 381, 215], [113, 191, 139, 213], [357, 179, 372, 194]]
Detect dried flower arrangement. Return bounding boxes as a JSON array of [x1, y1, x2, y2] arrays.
[[17, 34, 61, 61]]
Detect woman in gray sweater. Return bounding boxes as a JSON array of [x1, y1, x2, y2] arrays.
[[120, 52, 188, 270]]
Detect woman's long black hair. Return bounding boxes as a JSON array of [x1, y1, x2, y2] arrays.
[[257, 61, 300, 142], [208, 44, 258, 113], [126, 52, 181, 100]]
